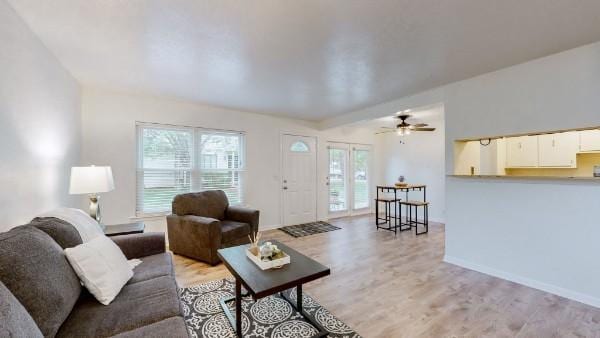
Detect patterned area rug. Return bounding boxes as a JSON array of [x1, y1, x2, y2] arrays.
[[179, 278, 360, 338], [278, 221, 341, 238]]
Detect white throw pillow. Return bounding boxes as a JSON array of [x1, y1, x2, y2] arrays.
[[39, 207, 104, 242], [128, 259, 142, 269], [65, 236, 133, 305]]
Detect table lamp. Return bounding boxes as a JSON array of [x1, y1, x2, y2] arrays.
[[69, 166, 115, 224]]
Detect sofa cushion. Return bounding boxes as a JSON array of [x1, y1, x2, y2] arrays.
[[221, 220, 251, 244], [0, 225, 81, 338], [172, 190, 229, 220], [111, 233, 166, 260], [30, 217, 83, 249], [109, 317, 188, 338], [57, 276, 182, 338], [128, 253, 174, 285], [0, 281, 43, 338]]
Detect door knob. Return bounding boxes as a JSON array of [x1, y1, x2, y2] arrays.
[[283, 187, 288, 190]]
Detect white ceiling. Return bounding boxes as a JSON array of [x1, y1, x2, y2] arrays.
[[7, 0, 600, 121]]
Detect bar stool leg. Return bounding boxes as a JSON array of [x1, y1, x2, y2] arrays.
[[390, 202, 394, 226], [415, 204, 429, 235], [425, 204, 429, 234], [415, 205, 419, 236], [375, 200, 379, 229], [399, 201, 403, 231], [394, 201, 398, 236]]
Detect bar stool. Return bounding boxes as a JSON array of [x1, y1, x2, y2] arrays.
[[399, 200, 429, 235], [375, 196, 401, 234]]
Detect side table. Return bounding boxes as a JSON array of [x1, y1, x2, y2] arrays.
[[104, 222, 145, 237]]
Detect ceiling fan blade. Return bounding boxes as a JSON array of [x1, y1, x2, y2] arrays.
[[413, 128, 436, 131], [374, 130, 396, 135], [413, 123, 428, 127]]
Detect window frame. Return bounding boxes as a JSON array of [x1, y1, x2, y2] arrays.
[[136, 122, 246, 216]]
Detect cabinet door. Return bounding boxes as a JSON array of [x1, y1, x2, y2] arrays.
[[519, 135, 539, 167], [538, 132, 578, 167], [580, 130, 600, 152], [506, 136, 538, 167], [506, 137, 522, 167]]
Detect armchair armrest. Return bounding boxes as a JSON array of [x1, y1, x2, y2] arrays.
[[110, 232, 166, 259], [225, 206, 259, 233], [166, 214, 222, 265]]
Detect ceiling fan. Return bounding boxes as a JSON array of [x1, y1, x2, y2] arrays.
[[376, 114, 435, 136]]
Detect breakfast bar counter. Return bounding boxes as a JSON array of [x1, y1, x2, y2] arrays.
[[448, 174, 600, 181]]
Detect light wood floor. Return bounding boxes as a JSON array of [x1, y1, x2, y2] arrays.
[[173, 214, 600, 337]]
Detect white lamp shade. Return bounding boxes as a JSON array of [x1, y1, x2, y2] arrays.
[[69, 166, 115, 194]]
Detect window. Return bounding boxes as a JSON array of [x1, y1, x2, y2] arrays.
[[290, 141, 309, 152], [198, 133, 243, 205], [201, 154, 217, 169], [137, 124, 245, 214]]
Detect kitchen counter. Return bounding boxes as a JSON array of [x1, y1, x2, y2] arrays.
[[448, 174, 600, 181]]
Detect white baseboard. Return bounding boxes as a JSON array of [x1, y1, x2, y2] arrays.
[[444, 255, 600, 308], [259, 224, 282, 231]]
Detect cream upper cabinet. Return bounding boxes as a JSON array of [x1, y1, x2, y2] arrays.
[[538, 132, 578, 167], [579, 130, 600, 152], [506, 136, 538, 167]]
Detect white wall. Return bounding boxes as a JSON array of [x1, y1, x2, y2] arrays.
[[0, 0, 81, 230], [330, 41, 600, 307], [443, 41, 600, 307], [81, 88, 377, 231], [375, 108, 446, 222]]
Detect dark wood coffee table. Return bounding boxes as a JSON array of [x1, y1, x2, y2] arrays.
[[217, 240, 330, 338]]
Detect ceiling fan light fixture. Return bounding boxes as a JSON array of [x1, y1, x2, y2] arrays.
[[396, 127, 411, 136]]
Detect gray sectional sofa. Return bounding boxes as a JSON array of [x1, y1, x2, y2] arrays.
[[0, 217, 189, 338]]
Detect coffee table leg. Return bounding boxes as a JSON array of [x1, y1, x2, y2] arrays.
[[220, 282, 250, 337], [297, 284, 302, 313], [235, 278, 242, 337], [281, 286, 328, 338]]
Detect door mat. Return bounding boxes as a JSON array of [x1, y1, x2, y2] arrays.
[[278, 221, 341, 238]]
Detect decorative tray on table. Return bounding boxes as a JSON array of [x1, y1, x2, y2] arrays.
[[246, 242, 290, 270]]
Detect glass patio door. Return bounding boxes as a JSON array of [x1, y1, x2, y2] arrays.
[[328, 143, 371, 216], [352, 145, 370, 211], [328, 143, 349, 215]]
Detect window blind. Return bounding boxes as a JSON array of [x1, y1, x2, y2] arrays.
[[136, 124, 244, 215]]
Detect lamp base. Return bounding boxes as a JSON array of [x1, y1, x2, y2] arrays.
[[88, 194, 104, 228]]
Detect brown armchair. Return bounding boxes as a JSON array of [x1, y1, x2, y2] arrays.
[[166, 190, 259, 265]]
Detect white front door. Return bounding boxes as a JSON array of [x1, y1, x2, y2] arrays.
[[282, 134, 317, 226]]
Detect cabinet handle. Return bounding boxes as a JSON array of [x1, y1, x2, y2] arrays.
[[552, 139, 555, 147]]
